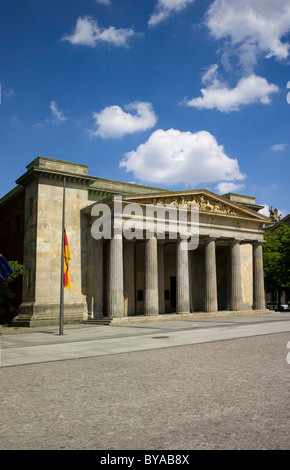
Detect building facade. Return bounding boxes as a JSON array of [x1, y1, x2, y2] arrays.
[[0, 157, 271, 327]]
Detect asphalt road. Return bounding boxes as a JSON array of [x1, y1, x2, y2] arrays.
[[0, 313, 289, 450]]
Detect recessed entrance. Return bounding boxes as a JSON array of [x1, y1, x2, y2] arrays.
[[170, 276, 176, 310]]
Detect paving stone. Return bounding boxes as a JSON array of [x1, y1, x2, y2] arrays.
[[0, 331, 289, 450]]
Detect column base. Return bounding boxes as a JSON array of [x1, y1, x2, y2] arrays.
[[87, 311, 105, 320], [102, 309, 272, 324], [204, 302, 218, 313], [12, 301, 88, 327]]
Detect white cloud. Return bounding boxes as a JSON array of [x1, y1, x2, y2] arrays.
[[271, 144, 287, 151], [61, 16, 135, 48], [33, 122, 45, 129], [184, 71, 279, 112], [95, 0, 111, 5], [11, 114, 20, 125], [4, 87, 15, 99], [49, 101, 67, 123], [0, 84, 15, 102], [89, 102, 157, 138], [258, 204, 270, 217], [215, 182, 246, 195], [149, 0, 194, 27], [206, 0, 290, 69], [120, 128, 245, 187], [201, 63, 219, 86]]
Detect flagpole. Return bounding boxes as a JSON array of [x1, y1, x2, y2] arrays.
[[59, 176, 66, 335]]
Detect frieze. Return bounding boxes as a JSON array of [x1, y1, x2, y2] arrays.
[[153, 194, 239, 216]]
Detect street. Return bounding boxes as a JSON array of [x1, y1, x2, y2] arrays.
[[0, 313, 289, 450]]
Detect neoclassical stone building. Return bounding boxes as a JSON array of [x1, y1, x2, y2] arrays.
[[0, 157, 270, 327]]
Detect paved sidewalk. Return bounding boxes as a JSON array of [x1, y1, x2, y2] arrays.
[[1, 312, 290, 367], [1, 312, 290, 450]]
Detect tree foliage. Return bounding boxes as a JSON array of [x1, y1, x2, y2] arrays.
[[0, 260, 24, 313], [263, 224, 290, 294]]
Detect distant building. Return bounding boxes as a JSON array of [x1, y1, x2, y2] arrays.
[[0, 157, 271, 327]]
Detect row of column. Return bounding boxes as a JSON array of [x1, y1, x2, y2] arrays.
[[204, 238, 265, 313], [106, 235, 265, 318]]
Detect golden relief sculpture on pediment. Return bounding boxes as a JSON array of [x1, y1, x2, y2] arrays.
[[151, 194, 239, 216]]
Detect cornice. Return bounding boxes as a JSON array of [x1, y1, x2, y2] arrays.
[[16, 167, 96, 187]]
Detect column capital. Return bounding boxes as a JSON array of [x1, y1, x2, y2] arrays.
[[204, 236, 217, 244], [252, 240, 266, 246], [226, 238, 243, 244]]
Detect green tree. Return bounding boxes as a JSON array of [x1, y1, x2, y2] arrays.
[[0, 261, 24, 319], [263, 224, 290, 309]]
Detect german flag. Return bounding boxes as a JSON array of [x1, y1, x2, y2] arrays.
[[64, 229, 71, 290]]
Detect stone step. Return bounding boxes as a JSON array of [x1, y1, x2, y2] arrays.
[[83, 318, 112, 325]]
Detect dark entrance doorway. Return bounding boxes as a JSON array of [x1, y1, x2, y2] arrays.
[[170, 276, 176, 310]]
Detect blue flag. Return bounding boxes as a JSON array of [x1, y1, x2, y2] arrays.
[[0, 254, 14, 286]]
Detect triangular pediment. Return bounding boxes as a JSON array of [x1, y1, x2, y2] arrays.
[[124, 189, 270, 223]]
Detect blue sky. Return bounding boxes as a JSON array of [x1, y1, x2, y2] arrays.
[[1, 0, 290, 217]]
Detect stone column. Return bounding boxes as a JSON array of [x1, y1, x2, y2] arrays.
[[225, 246, 231, 310], [230, 240, 243, 311], [145, 237, 159, 316], [123, 242, 135, 316], [90, 238, 103, 318], [158, 243, 165, 314], [204, 237, 218, 312], [176, 239, 190, 314], [108, 236, 124, 318], [87, 234, 94, 319], [253, 242, 265, 310]]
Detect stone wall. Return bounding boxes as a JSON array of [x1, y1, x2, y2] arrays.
[[16, 176, 89, 326]]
